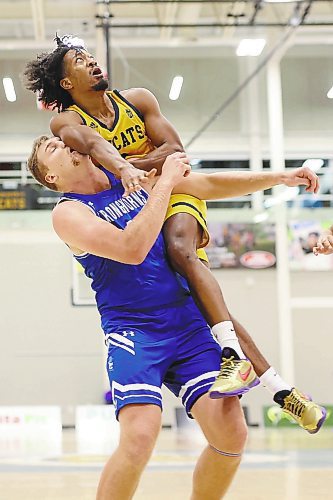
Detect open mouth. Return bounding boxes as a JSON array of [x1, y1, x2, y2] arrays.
[[92, 67, 103, 77]]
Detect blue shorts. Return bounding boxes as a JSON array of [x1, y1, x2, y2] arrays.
[[105, 297, 221, 419]]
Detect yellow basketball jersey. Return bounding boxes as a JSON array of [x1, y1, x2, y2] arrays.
[[66, 89, 155, 158]]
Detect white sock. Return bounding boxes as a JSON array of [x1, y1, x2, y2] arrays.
[[260, 367, 292, 395], [211, 321, 246, 359]]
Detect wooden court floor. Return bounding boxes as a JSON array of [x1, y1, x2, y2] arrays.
[[0, 427, 333, 499]]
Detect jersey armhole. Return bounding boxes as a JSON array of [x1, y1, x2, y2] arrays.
[[112, 89, 145, 123]]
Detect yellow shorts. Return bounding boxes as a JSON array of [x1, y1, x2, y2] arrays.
[[165, 194, 209, 263]]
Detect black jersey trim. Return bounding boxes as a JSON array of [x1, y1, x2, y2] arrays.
[[171, 201, 206, 223], [66, 94, 119, 132], [113, 89, 144, 123], [106, 92, 120, 132]]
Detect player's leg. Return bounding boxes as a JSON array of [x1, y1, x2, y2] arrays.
[[168, 307, 247, 499], [190, 394, 247, 500], [164, 211, 258, 396], [96, 404, 161, 500], [98, 319, 172, 499], [164, 209, 327, 432]]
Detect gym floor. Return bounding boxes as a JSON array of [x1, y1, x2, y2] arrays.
[[1, 427, 332, 500]]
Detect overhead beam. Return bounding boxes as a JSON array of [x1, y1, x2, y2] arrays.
[[96, 0, 325, 3], [97, 21, 333, 27], [30, 0, 45, 41]]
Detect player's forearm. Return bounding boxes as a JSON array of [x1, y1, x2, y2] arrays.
[[207, 171, 284, 199], [123, 180, 173, 263], [175, 171, 284, 200], [87, 137, 132, 176], [59, 126, 130, 176], [129, 143, 184, 174]]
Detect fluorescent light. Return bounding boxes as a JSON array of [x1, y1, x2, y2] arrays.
[[3, 77, 16, 102], [169, 76, 183, 101], [264, 187, 300, 208], [302, 159, 324, 172], [327, 86, 333, 99], [254, 212, 269, 224], [236, 39, 266, 57]]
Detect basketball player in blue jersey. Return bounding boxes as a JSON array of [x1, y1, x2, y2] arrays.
[[24, 35, 326, 433], [27, 135, 324, 499]]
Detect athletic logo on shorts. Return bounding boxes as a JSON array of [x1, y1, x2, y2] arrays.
[[108, 357, 114, 371], [122, 330, 134, 337]]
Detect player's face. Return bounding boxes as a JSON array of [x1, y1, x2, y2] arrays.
[[61, 49, 108, 92], [37, 137, 84, 185]]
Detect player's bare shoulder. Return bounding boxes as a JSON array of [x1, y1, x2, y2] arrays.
[[50, 109, 84, 135], [120, 88, 158, 113], [52, 200, 93, 240]]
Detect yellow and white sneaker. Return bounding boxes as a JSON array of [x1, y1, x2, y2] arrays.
[[209, 356, 260, 399], [277, 388, 327, 434]]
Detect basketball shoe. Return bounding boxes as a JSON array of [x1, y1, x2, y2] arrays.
[[274, 388, 327, 434], [209, 349, 260, 398]]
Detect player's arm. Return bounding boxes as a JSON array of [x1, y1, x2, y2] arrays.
[[52, 153, 190, 264], [171, 166, 319, 199], [313, 226, 333, 256], [50, 112, 152, 196], [121, 88, 184, 172]]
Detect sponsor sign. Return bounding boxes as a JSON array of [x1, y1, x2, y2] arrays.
[[240, 251, 276, 269], [75, 405, 119, 453], [0, 406, 62, 431], [0, 190, 26, 210], [206, 222, 276, 269]]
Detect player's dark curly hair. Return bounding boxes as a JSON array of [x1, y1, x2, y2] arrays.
[[23, 34, 85, 112]]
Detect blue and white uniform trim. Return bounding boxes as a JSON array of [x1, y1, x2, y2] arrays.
[[105, 333, 136, 356], [179, 371, 220, 411], [112, 381, 163, 413]]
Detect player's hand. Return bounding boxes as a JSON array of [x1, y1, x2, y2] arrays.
[[282, 167, 319, 193], [313, 233, 333, 255], [161, 152, 191, 186], [120, 164, 156, 197]]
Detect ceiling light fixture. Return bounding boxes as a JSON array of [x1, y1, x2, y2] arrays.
[[169, 76, 183, 101], [3, 77, 16, 102], [302, 159, 324, 172], [327, 86, 333, 99], [236, 39, 266, 57]]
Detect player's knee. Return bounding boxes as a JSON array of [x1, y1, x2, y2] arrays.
[[208, 402, 248, 453], [122, 425, 159, 465], [212, 419, 247, 454], [166, 237, 198, 272]]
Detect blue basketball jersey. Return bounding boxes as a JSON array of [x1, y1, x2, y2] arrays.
[[59, 167, 189, 332]]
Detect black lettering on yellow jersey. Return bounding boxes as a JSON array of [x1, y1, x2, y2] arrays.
[[66, 89, 155, 159], [120, 131, 130, 148], [126, 127, 136, 143], [135, 124, 145, 140]]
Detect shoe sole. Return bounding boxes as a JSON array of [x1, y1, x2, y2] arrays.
[[307, 407, 327, 434], [209, 377, 260, 399]]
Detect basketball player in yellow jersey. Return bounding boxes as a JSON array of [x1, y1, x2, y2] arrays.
[[24, 35, 325, 433]]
